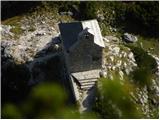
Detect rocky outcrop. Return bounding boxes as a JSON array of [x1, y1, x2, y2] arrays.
[[1, 13, 63, 97], [123, 33, 138, 43], [1, 25, 14, 37], [103, 35, 137, 81]]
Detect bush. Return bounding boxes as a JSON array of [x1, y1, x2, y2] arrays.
[[79, 1, 99, 20], [2, 1, 41, 20], [2, 63, 30, 105], [126, 1, 159, 37], [93, 78, 142, 119], [2, 103, 22, 119], [128, 46, 157, 87], [2, 82, 97, 118], [129, 46, 157, 72]]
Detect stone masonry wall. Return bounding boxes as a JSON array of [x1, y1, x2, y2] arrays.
[[67, 35, 103, 73]]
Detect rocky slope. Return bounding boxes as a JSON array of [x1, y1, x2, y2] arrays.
[[1, 10, 159, 118]]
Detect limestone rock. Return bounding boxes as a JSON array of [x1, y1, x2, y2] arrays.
[[99, 70, 107, 78], [128, 52, 134, 60], [112, 46, 120, 55], [109, 56, 114, 62], [1, 25, 14, 37], [123, 33, 138, 43]]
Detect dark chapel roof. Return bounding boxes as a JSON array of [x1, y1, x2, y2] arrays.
[[59, 19, 105, 51]]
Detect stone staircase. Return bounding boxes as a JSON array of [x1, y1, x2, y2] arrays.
[[71, 69, 101, 90], [78, 78, 98, 90], [70, 69, 101, 112]]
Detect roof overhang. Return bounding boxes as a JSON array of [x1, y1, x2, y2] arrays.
[[82, 20, 105, 48]]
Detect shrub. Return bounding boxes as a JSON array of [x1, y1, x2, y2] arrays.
[[2, 1, 41, 20], [126, 1, 159, 37], [129, 46, 157, 72], [93, 77, 142, 119], [2, 103, 22, 119], [2, 82, 97, 118], [79, 1, 99, 20], [2, 63, 30, 105], [128, 46, 157, 87]]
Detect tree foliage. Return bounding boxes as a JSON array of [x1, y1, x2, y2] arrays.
[[93, 78, 142, 119]]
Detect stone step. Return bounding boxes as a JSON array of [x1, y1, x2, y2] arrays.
[[78, 79, 97, 83], [71, 69, 101, 80], [80, 81, 96, 86], [81, 84, 95, 90]]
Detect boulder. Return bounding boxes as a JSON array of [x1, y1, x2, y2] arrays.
[[35, 30, 46, 36], [109, 56, 114, 62], [99, 70, 107, 78], [123, 33, 138, 43], [112, 46, 120, 55], [128, 52, 134, 60]]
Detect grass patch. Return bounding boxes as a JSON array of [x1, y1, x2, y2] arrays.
[[127, 46, 157, 88], [2, 16, 22, 25], [2, 16, 24, 39], [137, 36, 159, 56], [129, 46, 157, 71], [10, 26, 23, 35], [94, 77, 141, 119]]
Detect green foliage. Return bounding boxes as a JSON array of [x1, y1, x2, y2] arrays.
[[126, 1, 159, 37], [24, 83, 69, 118], [2, 83, 68, 118], [128, 46, 157, 87], [94, 77, 142, 119], [137, 36, 159, 56], [2, 103, 22, 119], [130, 46, 157, 73], [79, 1, 158, 37], [2, 1, 158, 37], [79, 1, 99, 20], [132, 68, 152, 87], [2, 82, 98, 119], [31, 83, 67, 110], [10, 25, 23, 36], [103, 2, 127, 25], [43, 1, 80, 11], [2, 1, 41, 20], [2, 63, 30, 104], [2, 16, 23, 38]]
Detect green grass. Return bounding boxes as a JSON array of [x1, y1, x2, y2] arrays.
[[10, 26, 23, 35], [137, 36, 159, 56], [2, 16, 24, 39], [2, 16, 22, 25], [124, 36, 159, 56]]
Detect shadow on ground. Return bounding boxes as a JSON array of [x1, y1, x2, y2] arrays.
[[1, 36, 75, 108]]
